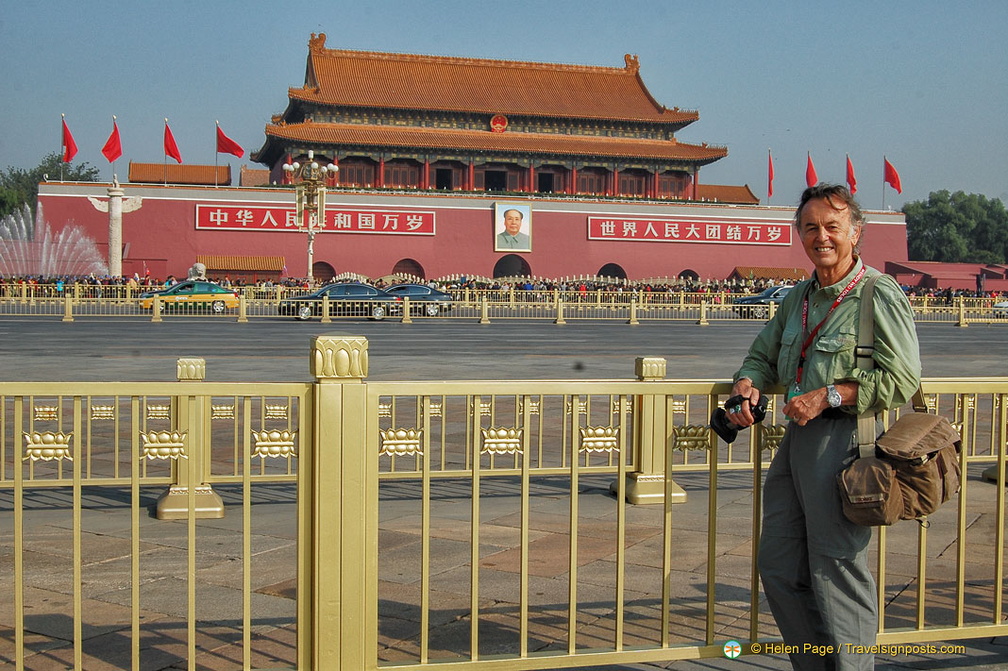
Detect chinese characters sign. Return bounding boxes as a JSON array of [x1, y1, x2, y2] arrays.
[[195, 204, 436, 235], [587, 216, 791, 245]]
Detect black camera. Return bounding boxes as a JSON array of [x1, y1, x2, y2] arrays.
[[710, 394, 768, 443]]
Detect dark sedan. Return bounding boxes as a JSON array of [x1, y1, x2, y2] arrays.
[[384, 283, 454, 316], [277, 283, 401, 321], [732, 285, 793, 319]]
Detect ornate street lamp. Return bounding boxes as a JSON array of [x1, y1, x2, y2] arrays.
[[283, 150, 338, 281]]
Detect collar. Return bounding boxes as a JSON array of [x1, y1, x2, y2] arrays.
[[812, 256, 863, 296]]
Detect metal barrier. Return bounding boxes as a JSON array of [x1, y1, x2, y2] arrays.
[[1, 337, 1006, 669], [3, 282, 1008, 325]]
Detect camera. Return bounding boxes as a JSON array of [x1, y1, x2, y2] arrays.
[[710, 393, 768, 443]]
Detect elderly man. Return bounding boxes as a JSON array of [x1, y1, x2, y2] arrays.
[[726, 184, 921, 671]]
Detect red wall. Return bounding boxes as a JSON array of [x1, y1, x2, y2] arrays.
[[37, 183, 910, 282]]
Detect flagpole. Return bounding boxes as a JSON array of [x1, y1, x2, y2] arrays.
[[164, 118, 169, 186], [215, 120, 220, 188], [111, 115, 117, 184], [59, 114, 66, 182], [881, 156, 887, 210]]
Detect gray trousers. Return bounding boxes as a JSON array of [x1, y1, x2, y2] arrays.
[[758, 416, 877, 671]]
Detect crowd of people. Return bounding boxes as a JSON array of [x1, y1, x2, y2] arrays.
[[0, 272, 1004, 302]]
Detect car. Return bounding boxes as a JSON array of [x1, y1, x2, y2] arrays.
[[139, 280, 239, 313], [277, 282, 402, 321], [732, 285, 794, 319], [994, 299, 1008, 318], [384, 283, 454, 316]]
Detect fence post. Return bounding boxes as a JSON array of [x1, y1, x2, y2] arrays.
[[554, 295, 566, 325], [321, 295, 332, 324], [307, 334, 372, 670], [628, 298, 639, 325], [237, 293, 249, 323], [610, 357, 687, 504], [151, 294, 163, 323], [401, 296, 413, 324], [696, 300, 710, 326], [62, 286, 74, 323], [154, 358, 225, 519], [479, 296, 490, 324], [957, 296, 969, 327]]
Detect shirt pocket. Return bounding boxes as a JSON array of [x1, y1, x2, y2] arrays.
[[812, 330, 857, 384], [777, 326, 802, 385]]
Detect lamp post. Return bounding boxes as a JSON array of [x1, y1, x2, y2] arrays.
[[283, 150, 339, 282]]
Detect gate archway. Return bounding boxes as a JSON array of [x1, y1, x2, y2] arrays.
[[493, 255, 531, 278]]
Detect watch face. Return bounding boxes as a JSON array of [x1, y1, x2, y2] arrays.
[[827, 386, 842, 407]]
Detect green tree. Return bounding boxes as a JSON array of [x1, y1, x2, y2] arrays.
[[0, 152, 99, 218], [903, 190, 1008, 263]]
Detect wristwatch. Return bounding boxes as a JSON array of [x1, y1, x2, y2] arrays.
[[826, 384, 842, 408]]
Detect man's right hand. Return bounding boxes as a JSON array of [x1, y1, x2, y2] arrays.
[[726, 378, 761, 427]]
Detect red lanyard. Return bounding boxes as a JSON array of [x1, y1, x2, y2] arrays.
[[795, 266, 865, 386]]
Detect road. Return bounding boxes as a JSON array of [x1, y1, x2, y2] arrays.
[[0, 317, 1004, 383]]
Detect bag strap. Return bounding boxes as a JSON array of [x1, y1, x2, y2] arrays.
[[855, 273, 927, 458], [856, 275, 881, 458]]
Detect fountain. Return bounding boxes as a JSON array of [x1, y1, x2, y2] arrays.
[[0, 203, 109, 278]]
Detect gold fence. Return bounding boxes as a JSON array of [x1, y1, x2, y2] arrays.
[[2, 283, 1007, 325], [1, 337, 1006, 670]]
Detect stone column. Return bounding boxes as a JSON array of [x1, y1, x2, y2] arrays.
[[108, 183, 123, 277]]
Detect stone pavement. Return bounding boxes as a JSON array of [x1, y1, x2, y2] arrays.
[[3, 465, 1005, 670]]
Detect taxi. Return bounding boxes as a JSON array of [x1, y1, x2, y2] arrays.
[[139, 280, 240, 313]]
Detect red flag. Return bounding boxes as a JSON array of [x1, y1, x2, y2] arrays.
[[61, 117, 78, 163], [164, 119, 182, 163], [767, 150, 774, 199], [883, 157, 902, 194], [805, 153, 818, 188], [846, 155, 857, 194], [216, 124, 244, 158], [101, 118, 123, 163]]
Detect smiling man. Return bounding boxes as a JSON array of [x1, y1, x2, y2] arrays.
[[723, 184, 921, 671]]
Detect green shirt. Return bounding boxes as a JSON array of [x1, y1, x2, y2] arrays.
[[734, 259, 921, 414]]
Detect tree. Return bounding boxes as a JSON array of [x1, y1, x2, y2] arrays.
[[0, 152, 99, 218], [903, 190, 1008, 263]]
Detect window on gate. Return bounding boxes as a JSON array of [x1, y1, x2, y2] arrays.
[[340, 161, 375, 188], [384, 162, 420, 188]]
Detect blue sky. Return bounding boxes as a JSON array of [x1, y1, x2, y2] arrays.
[[2, 0, 1006, 210]]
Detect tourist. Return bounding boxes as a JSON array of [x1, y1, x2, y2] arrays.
[[723, 184, 921, 670]]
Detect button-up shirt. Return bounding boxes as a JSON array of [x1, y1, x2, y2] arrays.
[[734, 259, 921, 414]]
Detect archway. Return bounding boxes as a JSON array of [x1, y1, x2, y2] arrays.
[[597, 263, 627, 280], [678, 269, 699, 281], [313, 261, 337, 283], [493, 255, 531, 278], [392, 258, 425, 280]]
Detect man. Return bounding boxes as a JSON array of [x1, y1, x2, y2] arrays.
[[726, 184, 920, 671], [496, 208, 531, 250]]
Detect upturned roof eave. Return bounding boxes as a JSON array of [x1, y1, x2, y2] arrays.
[[284, 87, 700, 128]]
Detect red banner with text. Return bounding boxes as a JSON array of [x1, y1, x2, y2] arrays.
[[587, 216, 791, 245], [195, 204, 436, 235]]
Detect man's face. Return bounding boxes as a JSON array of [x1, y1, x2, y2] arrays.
[[798, 197, 860, 280], [503, 210, 523, 235]]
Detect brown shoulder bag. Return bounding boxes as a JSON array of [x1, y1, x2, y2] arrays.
[[836, 274, 962, 526]]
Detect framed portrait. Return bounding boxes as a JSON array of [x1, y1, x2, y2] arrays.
[[493, 203, 532, 252]]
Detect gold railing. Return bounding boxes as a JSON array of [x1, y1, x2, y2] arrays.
[[1, 337, 1006, 669], [3, 284, 1008, 325]]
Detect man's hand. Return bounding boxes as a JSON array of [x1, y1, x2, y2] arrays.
[[726, 378, 761, 427], [781, 388, 828, 426]]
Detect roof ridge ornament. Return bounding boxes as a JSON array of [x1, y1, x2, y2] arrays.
[[624, 54, 640, 74], [309, 32, 327, 53]]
